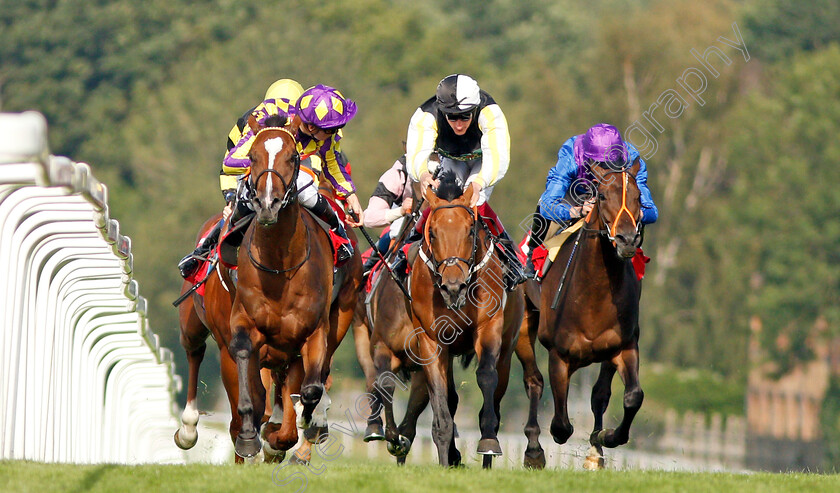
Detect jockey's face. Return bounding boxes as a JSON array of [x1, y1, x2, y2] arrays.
[[445, 111, 473, 136], [302, 122, 338, 140]]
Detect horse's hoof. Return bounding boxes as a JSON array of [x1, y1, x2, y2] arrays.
[[289, 451, 310, 466], [477, 437, 502, 456], [364, 423, 385, 442], [235, 433, 262, 458], [482, 455, 493, 469], [174, 428, 197, 450], [386, 435, 412, 458], [523, 447, 546, 469], [583, 445, 605, 470], [262, 439, 286, 464]]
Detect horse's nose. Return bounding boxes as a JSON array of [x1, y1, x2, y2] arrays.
[[615, 233, 640, 247], [442, 281, 467, 303]]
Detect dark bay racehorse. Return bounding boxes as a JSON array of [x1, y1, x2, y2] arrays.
[[408, 173, 523, 468], [228, 116, 362, 459], [538, 159, 645, 469]]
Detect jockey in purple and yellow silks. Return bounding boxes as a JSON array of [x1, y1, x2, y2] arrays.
[[178, 82, 361, 279], [522, 123, 659, 278]]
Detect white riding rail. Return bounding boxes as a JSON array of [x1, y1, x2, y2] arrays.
[[0, 111, 184, 464]]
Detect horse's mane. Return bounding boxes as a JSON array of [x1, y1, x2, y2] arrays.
[[435, 170, 463, 201], [263, 114, 288, 128]]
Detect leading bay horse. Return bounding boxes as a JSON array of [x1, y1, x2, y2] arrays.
[[228, 116, 362, 458], [538, 158, 646, 469], [409, 172, 523, 467]]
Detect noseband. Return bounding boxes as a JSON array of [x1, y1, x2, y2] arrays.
[[418, 203, 496, 288]]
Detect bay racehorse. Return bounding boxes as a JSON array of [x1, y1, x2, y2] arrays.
[[173, 213, 283, 462], [228, 115, 362, 459], [408, 172, 523, 468], [538, 158, 645, 469], [363, 264, 547, 468]]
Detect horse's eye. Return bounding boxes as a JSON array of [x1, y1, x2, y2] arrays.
[[598, 193, 606, 201]]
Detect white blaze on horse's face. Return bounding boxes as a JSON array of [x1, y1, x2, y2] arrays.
[[261, 136, 285, 201]]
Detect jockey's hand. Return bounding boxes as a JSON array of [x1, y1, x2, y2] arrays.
[[468, 182, 482, 208], [222, 202, 233, 222], [401, 198, 414, 215], [570, 198, 595, 219], [420, 171, 440, 191], [345, 193, 364, 227]]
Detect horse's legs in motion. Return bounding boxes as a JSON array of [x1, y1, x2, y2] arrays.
[[395, 371, 430, 465], [548, 349, 575, 445], [174, 300, 209, 450], [517, 310, 546, 469], [419, 336, 454, 466], [261, 369, 288, 463], [593, 344, 643, 449], [475, 332, 503, 461], [482, 345, 512, 469], [229, 322, 266, 458], [355, 319, 381, 441], [584, 362, 616, 469], [299, 326, 328, 429], [446, 363, 462, 467], [368, 340, 393, 443]]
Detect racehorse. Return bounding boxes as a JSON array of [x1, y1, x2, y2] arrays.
[[173, 213, 283, 463], [362, 265, 546, 468], [228, 115, 362, 459], [538, 158, 646, 469], [407, 172, 523, 467]]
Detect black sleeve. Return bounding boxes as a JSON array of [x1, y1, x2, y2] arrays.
[[371, 182, 399, 207]]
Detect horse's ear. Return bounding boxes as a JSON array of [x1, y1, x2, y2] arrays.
[[423, 183, 437, 206], [461, 180, 476, 205], [629, 156, 641, 178], [288, 115, 302, 135], [247, 114, 261, 134]]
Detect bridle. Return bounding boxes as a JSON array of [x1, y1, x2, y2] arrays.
[[246, 127, 302, 211], [418, 203, 495, 289], [584, 168, 642, 242], [244, 126, 309, 275]]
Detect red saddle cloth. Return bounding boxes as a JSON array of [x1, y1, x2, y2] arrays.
[[185, 226, 221, 296], [322, 195, 357, 266], [518, 234, 650, 281]]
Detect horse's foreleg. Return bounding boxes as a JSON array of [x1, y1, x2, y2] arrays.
[[517, 310, 545, 469], [299, 326, 328, 429], [583, 361, 616, 470], [394, 371, 430, 465], [419, 336, 453, 466], [370, 342, 397, 444], [475, 329, 503, 461], [548, 350, 574, 445], [174, 306, 209, 450], [594, 344, 643, 449], [262, 370, 288, 463], [229, 320, 263, 458]]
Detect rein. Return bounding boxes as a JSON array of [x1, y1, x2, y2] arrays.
[[245, 220, 311, 275]]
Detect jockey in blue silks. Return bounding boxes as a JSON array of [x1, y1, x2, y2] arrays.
[[523, 123, 658, 278]]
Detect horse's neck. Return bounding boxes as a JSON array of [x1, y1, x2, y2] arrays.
[[252, 205, 306, 262], [580, 204, 626, 280]]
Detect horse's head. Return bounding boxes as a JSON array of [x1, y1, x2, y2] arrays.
[[589, 157, 643, 258], [246, 114, 301, 226], [422, 171, 479, 309]]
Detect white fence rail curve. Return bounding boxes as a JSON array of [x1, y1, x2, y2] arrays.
[[0, 111, 184, 464]]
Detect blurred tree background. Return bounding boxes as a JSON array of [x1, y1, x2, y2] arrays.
[[3, 0, 840, 448]]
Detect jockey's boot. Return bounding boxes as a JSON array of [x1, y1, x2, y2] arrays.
[[178, 219, 223, 279], [362, 254, 379, 275], [497, 229, 526, 291], [310, 194, 353, 264], [523, 208, 549, 280]]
